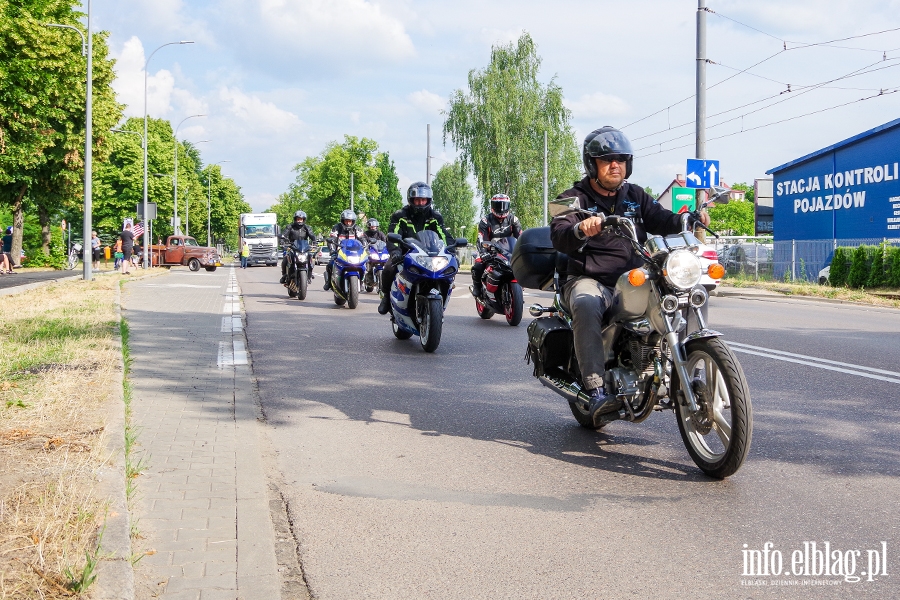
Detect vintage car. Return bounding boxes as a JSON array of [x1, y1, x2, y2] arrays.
[[149, 235, 222, 271]]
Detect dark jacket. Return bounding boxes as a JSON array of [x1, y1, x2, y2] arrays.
[[477, 213, 522, 243], [282, 222, 315, 244], [386, 206, 453, 253], [327, 223, 364, 251], [363, 230, 388, 244], [550, 178, 682, 287]]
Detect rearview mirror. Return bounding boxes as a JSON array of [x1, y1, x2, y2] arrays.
[[387, 233, 403, 243], [455, 238, 469, 248]]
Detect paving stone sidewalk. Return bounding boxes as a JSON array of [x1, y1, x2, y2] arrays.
[[123, 266, 279, 600]]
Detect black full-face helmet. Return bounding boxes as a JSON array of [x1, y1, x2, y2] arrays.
[[583, 126, 634, 180], [366, 218, 379, 232], [340, 209, 357, 228], [490, 194, 511, 219], [293, 210, 307, 225], [407, 181, 433, 215]]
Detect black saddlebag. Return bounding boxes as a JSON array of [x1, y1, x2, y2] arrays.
[[525, 315, 573, 377], [511, 226, 557, 290]]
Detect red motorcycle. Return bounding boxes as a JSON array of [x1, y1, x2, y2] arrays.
[[470, 237, 524, 326]]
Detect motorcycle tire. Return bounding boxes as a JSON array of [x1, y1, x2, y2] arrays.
[[419, 297, 444, 353], [347, 275, 360, 309], [475, 297, 494, 319], [287, 271, 297, 298], [503, 282, 524, 326], [334, 291, 346, 306], [568, 400, 609, 430], [297, 269, 308, 300], [392, 318, 413, 340], [365, 281, 375, 293], [673, 337, 752, 479]]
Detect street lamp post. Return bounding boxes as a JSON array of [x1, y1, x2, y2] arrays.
[[144, 40, 193, 267], [45, 0, 92, 280], [207, 160, 230, 248], [173, 115, 205, 236]]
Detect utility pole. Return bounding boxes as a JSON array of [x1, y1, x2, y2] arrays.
[[696, 0, 707, 160], [350, 172, 354, 212], [543, 130, 548, 227], [426, 124, 431, 185]]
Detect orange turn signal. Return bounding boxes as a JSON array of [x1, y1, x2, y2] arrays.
[[628, 268, 647, 287], [708, 263, 725, 279]]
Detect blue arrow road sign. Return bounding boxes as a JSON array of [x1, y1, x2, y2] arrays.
[[685, 159, 720, 189]]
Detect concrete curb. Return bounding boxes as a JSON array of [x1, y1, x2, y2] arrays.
[[0, 274, 80, 296], [92, 282, 135, 599], [711, 286, 900, 310]]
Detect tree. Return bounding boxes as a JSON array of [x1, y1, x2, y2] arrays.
[[202, 163, 250, 248], [273, 135, 382, 233], [432, 161, 476, 240], [443, 32, 581, 229], [708, 200, 754, 236], [730, 182, 755, 204], [643, 186, 656, 199], [370, 152, 403, 227], [0, 0, 122, 263]]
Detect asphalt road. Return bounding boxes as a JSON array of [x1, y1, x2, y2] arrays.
[[238, 264, 900, 599]]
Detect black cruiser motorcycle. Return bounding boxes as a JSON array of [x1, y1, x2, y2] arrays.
[[469, 236, 524, 326], [511, 191, 752, 478]]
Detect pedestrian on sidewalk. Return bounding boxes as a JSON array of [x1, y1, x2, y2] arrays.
[[113, 238, 123, 270], [120, 222, 135, 275], [91, 231, 102, 271], [240, 239, 250, 269]]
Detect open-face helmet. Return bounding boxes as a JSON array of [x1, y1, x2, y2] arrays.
[[490, 194, 511, 219], [583, 126, 633, 180], [407, 181, 433, 215], [340, 209, 357, 228]]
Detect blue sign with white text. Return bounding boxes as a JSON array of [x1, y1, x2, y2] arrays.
[[685, 159, 720, 189]]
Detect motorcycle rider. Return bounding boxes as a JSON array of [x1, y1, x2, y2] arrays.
[[471, 193, 523, 298], [280, 210, 316, 284], [323, 209, 365, 291], [377, 181, 454, 314], [363, 218, 388, 244], [550, 126, 710, 425]]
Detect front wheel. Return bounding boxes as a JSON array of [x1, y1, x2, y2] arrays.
[[205, 266, 217, 272], [297, 269, 308, 300], [419, 297, 444, 353], [503, 282, 524, 326], [673, 337, 752, 478], [188, 258, 201, 271], [347, 275, 360, 309]]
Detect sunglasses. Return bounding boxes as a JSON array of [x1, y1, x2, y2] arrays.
[[599, 154, 631, 164]]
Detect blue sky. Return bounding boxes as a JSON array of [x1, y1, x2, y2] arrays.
[[92, 0, 900, 211]]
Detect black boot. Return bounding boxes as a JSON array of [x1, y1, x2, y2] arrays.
[[588, 387, 621, 427], [280, 273, 287, 284], [377, 293, 390, 315], [323, 277, 331, 291], [472, 281, 484, 298]]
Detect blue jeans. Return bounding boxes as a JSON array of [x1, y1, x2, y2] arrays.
[[240, 256, 248, 268]]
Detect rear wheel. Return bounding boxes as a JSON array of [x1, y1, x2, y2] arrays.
[[673, 338, 752, 478], [188, 258, 201, 271], [503, 282, 524, 326], [475, 297, 494, 319], [419, 297, 444, 352], [347, 275, 360, 309], [297, 270, 308, 300], [333, 289, 346, 306], [568, 400, 609, 430], [392, 318, 413, 340]]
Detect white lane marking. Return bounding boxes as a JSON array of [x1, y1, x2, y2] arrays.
[[142, 284, 221, 288], [728, 342, 900, 385], [217, 341, 232, 368], [221, 316, 242, 333], [233, 340, 248, 365]]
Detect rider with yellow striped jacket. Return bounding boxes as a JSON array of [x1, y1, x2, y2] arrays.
[[378, 181, 454, 314]]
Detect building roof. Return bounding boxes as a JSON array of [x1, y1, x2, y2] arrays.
[[766, 117, 900, 175]]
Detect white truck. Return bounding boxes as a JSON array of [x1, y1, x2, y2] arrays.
[[238, 213, 281, 266]]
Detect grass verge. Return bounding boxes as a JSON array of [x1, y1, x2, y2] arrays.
[[0, 271, 158, 598], [722, 276, 900, 308]]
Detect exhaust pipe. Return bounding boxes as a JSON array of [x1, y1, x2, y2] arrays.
[[538, 374, 591, 411]]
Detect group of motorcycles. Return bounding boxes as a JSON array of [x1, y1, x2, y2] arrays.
[[276, 193, 752, 478]]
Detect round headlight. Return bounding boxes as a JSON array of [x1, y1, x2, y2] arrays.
[[663, 250, 702, 290]]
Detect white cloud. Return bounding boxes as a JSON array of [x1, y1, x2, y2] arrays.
[[217, 86, 303, 132], [565, 92, 630, 120], [408, 90, 446, 114], [112, 37, 178, 118]]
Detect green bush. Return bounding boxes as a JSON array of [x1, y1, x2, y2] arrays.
[[867, 243, 887, 288], [23, 227, 67, 269], [888, 247, 900, 288], [847, 245, 870, 289], [829, 247, 851, 287]]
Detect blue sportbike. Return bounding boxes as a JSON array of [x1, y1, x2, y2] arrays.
[[329, 237, 366, 309], [385, 230, 467, 352]]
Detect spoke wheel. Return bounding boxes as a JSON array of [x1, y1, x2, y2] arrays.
[[503, 282, 524, 326], [673, 338, 752, 478], [419, 297, 444, 352]]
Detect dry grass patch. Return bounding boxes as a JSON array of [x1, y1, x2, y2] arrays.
[[0, 273, 156, 598], [722, 278, 900, 309]]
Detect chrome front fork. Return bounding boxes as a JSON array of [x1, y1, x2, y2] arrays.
[[663, 310, 700, 413]]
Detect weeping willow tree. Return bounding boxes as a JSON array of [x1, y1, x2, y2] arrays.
[[443, 32, 580, 228]]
